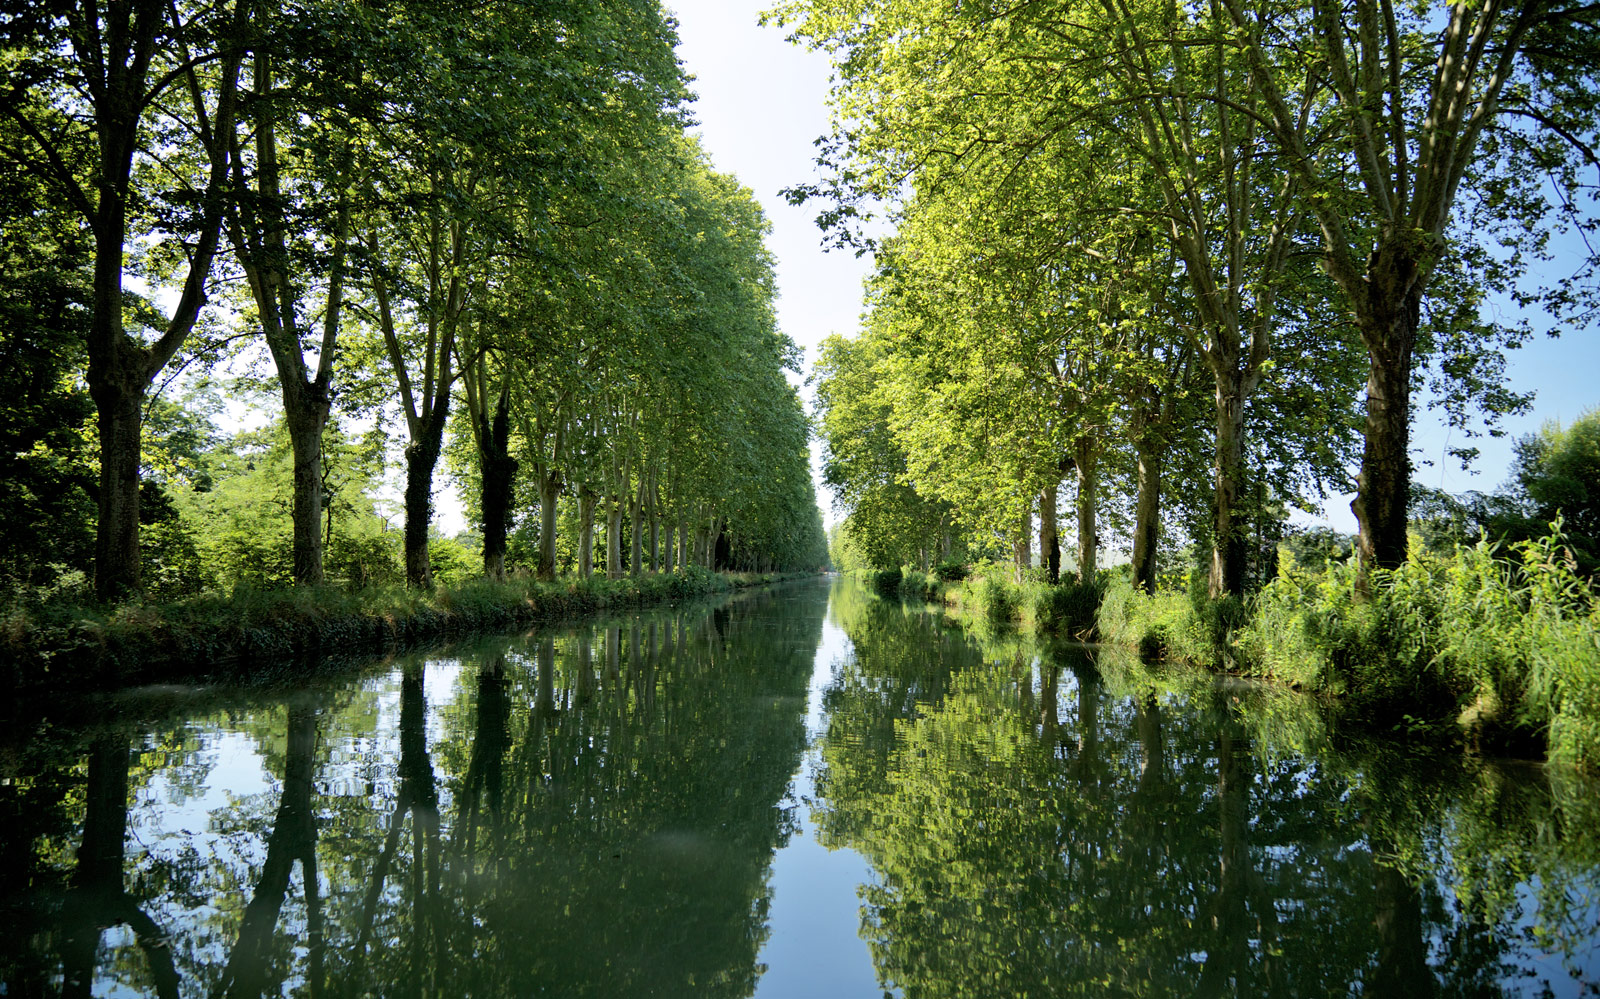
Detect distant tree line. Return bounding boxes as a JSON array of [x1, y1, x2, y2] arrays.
[[1, 0, 828, 601]]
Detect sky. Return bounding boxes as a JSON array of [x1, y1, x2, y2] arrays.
[[666, 0, 872, 530]]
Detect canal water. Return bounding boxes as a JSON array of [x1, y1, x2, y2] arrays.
[[3, 576, 1598, 997]]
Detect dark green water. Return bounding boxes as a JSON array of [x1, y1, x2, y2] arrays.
[[3, 577, 1598, 997]]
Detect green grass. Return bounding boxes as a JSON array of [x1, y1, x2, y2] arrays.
[[1092, 527, 1600, 770], [1, 568, 805, 692]]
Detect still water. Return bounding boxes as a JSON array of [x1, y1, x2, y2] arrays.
[[3, 577, 1598, 997]]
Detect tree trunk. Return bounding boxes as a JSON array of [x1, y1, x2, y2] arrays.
[[649, 502, 662, 573], [537, 471, 560, 582], [403, 428, 445, 589], [578, 487, 596, 577], [1074, 440, 1099, 583], [629, 479, 643, 576], [1352, 276, 1421, 572], [285, 405, 330, 586], [479, 390, 516, 580], [1209, 378, 1247, 598], [1013, 495, 1033, 584], [607, 496, 624, 580], [89, 370, 145, 600], [1132, 441, 1163, 594], [1039, 481, 1060, 585]]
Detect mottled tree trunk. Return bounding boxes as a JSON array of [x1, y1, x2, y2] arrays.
[[1013, 496, 1033, 584], [1352, 266, 1422, 573], [1132, 441, 1163, 594], [537, 471, 560, 582], [629, 479, 643, 576], [285, 404, 331, 585], [403, 425, 445, 589], [1073, 440, 1099, 583], [578, 487, 596, 577], [607, 496, 624, 580], [1210, 378, 1247, 598], [90, 373, 145, 600], [1039, 481, 1060, 585]]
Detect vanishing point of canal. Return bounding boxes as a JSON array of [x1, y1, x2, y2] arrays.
[[3, 577, 1598, 997]]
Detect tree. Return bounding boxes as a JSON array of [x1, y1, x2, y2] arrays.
[[1, 0, 245, 598], [1224, 0, 1600, 570]]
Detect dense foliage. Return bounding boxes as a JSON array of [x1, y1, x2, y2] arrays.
[[780, 0, 1599, 594], [0, 0, 827, 605]]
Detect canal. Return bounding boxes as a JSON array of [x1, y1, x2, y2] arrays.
[[3, 576, 1597, 996]]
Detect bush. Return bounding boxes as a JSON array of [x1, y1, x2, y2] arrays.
[[934, 560, 969, 582], [868, 567, 903, 596]]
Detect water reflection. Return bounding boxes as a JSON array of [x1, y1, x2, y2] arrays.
[[1, 577, 1597, 997], [1, 584, 827, 998], [818, 578, 1600, 997]]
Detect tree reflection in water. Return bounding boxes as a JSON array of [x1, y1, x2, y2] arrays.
[[4, 584, 826, 997], [3, 578, 1598, 997], [817, 578, 1600, 998]]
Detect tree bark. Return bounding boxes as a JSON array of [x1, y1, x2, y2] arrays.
[[1073, 439, 1099, 583], [1132, 441, 1163, 594], [537, 470, 560, 581], [578, 486, 596, 577], [478, 388, 516, 580], [1209, 377, 1248, 597], [1039, 481, 1060, 585], [90, 375, 145, 600], [1352, 257, 1422, 571], [1013, 495, 1033, 584], [403, 429, 444, 589], [607, 495, 624, 580], [629, 478, 644, 576]]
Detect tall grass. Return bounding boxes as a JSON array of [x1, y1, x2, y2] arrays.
[[1239, 528, 1599, 767]]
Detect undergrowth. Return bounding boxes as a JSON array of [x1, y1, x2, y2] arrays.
[[1, 567, 797, 691]]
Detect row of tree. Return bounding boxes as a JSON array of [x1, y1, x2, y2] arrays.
[[2, 0, 827, 600], [781, 0, 1599, 593]]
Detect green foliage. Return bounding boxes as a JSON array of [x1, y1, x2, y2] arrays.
[[1239, 528, 1600, 766]]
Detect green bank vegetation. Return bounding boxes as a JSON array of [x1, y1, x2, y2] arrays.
[[791, 0, 1600, 766], [2, 0, 828, 663], [2, 568, 798, 692]]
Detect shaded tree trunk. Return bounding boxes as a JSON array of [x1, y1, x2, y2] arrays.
[[578, 486, 596, 577], [478, 388, 516, 580], [607, 495, 624, 580], [1132, 441, 1163, 594], [403, 419, 446, 589], [1039, 481, 1060, 585], [538, 470, 560, 581], [1073, 439, 1099, 583], [1210, 377, 1248, 597], [629, 478, 644, 576], [1352, 269, 1422, 572]]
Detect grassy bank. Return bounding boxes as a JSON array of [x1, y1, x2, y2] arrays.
[[2, 569, 806, 694], [861, 527, 1599, 769], [865, 566, 1105, 638], [1098, 532, 1600, 769]]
